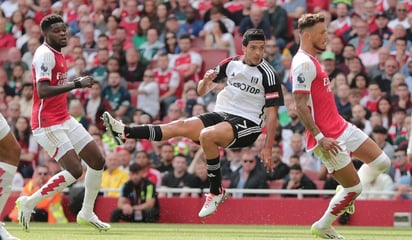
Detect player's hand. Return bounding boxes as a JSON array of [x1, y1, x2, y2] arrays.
[[318, 137, 342, 159], [202, 69, 217, 83], [77, 76, 94, 88], [260, 146, 273, 172]]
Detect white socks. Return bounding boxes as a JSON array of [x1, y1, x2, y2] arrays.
[[26, 170, 76, 208], [79, 167, 103, 216]]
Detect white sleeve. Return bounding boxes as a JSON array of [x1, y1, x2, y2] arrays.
[[190, 52, 202, 66], [33, 48, 55, 81], [291, 58, 316, 93], [169, 70, 180, 89]]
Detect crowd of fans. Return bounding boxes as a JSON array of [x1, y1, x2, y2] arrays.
[[1, 0, 412, 223]]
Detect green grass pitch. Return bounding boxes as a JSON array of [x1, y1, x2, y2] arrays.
[[5, 223, 412, 240]]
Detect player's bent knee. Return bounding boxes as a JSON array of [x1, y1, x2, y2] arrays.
[[199, 128, 216, 144], [371, 152, 391, 172]]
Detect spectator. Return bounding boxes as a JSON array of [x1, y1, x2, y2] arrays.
[[281, 164, 318, 198], [387, 107, 408, 142], [264, 38, 282, 75], [283, 101, 305, 134], [336, 44, 356, 75], [359, 33, 382, 70], [229, 148, 268, 197], [33, 0, 52, 25], [335, 83, 352, 121], [138, 28, 164, 63], [132, 15, 152, 50], [3, 47, 28, 81], [231, 0, 252, 26], [350, 72, 370, 97], [68, 99, 90, 130], [266, 144, 290, 181], [393, 82, 412, 111], [173, 34, 202, 82], [221, 148, 243, 181], [18, 82, 33, 119], [372, 11, 392, 42], [283, 0, 306, 20], [117, 147, 132, 173], [321, 51, 342, 82], [119, 0, 140, 38], [204, 19, 236, 57], [388, 2, 409, 30], [283, 133, 320, 173], [180, 6, 204, 39], [1, 0, 18, 18], [154, 143, 175, 174], [376, 96, 393, 129], [22, 37, 41, 68], [135, 151, 162, 188], [387, 145, 411, 182], [154, 53, 181, 119], [119, 47, 148, 84], [101, 151, 129, 198], [102, 71, 132, 122], [152, 3, 168, 37], [373, 56, 399, 96], [394, 174, 412, 199], [351, 104, 372, 135], [238, 5, 271, 40], [110, 163, 159, 223], [346, 56, 366, 86], [264, 0, 288, 47], [84, 82, 112, 131], [200, 7, 235, 37], [12, 116, 38, 179], [158, 154, 197, 198], [136, 68, 160, 120], [369, 47, 391, 80], [164, 14, 187, 41], [8, 165, 67, 223], [330, 2, 351, 39]]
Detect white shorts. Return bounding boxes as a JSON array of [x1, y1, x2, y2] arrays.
[[0, 113, 10, 140], [313, 124, 369, 173], [32, 117, 93, 161]]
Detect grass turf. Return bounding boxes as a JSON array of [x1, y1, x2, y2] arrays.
[[4, 223, 412, 240]]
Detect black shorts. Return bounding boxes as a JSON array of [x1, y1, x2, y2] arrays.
[[197, 112, 262, 149]]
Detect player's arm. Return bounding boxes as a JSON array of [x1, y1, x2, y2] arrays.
[[37, 76, 93, 99], [293, 92, 322, 138], [261, 106, 278, 172], [294, 92, 341, 156], [197, 69, 218, 96]]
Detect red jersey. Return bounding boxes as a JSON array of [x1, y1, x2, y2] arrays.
[[291, 50, 347, 150], [173, 51, 202, 82], [154, 68, 181, 98], [31, 43, 70, 129]]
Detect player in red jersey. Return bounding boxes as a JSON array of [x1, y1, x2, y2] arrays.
[[15, 14, 110, 232], [291, 13, 391, 239], [0, 113, 21, 240]]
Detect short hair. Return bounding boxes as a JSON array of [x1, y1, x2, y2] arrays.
[[40, 14, 64, 32], [179, 33, 191, 41], [129, 163, 143, 173], [372, 125, 388, 134], [289, 163, 302, 171], [242, 28, 265, 46], [297, 13, 325, 33]]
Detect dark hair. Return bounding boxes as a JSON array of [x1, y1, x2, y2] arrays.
[[40, 14, 64, 32], [297, 13, 325, 33], [376, 96, 393, 126], [242, 28, 265, 46], [372, 125, 388, 134], [350, 72, 370, 89], [289, 163, 302, 171], [215, 20, 228, 34], [179, 33, 192, 41], [104, 14, 120, 24], [129, 163, 143, 173]]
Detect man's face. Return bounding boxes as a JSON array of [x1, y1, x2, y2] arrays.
[[45, 22, 68, 48]]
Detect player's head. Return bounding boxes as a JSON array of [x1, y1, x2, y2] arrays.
[[242, 28, 265, 66], [40, 14, 67, 49], [297, 13, 327, 52]]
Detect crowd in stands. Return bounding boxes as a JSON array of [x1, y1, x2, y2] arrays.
[[2, 0, 412, 223]]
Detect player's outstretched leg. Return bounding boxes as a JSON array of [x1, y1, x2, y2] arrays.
[[102, 111, 125, 145]]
